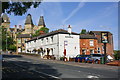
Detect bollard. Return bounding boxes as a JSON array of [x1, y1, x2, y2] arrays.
[[78, 58, 80, 62], [98, 60, 100, 64], [82, 59, 85, 63], [87, 60, 89, 63], [92, 60, 94, 64]]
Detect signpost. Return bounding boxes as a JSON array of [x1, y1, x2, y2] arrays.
[[64, 41, 68, 61], [101, 32, 108, 64]]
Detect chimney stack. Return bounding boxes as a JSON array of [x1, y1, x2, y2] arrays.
[[68, 25, 72, 34], [19, 25, 22, 30], [14, 25, 17, 28]]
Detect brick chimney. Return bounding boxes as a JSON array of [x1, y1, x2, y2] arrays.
[[14, 25, 17, 32]]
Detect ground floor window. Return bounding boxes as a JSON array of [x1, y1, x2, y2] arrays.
[[82, 49, 86, 55], [90, 49, 94, 54], [98, 47, 100, 53]]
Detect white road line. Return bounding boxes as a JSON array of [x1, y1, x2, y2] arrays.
[[87, 75, 99, 78]]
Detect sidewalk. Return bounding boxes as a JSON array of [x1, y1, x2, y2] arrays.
[[21, 55, 119, 71]]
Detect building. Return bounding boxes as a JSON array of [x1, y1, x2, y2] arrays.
[[1, 13, 46, 53], [16, 14, 46, 53], [90, 31, 114, 57], [80, 31, 114, 58], [25, 25, 80, 60], [80, 34, 98, 55]]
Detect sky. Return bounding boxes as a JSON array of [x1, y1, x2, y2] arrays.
[[7, 2, 118, 50]]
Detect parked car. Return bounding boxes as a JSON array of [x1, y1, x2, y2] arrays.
[[88, 54, 104, 63], [75, 55, 90, 62]]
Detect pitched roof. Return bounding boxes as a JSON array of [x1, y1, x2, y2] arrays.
[[26, 29, 79, 42], [90, 31, 112, 35], [80, 34, 97, 39], [25, 14, 33, 25], [2, 13, 10, 23], [38, 16, 46, 27], [17, 34, 32, 38]]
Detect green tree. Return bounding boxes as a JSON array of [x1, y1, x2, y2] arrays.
[[1, 26, 16, 51], [2, 2, 41, 16], [80, 29, 87, 34], [33, 27, 49, 37], [114, 50, 120, 60]]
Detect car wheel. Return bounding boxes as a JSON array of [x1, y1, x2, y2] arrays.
[[95, 60, 98, 64]]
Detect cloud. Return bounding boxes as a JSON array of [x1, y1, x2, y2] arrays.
[[62, 1, 86, 24]]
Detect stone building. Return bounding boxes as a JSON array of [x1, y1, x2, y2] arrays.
[[1, 13, 46, 53]]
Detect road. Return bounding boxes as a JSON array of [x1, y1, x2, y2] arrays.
[[2, 54, 119, 80]]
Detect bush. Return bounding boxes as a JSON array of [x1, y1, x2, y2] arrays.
[[114, 50, 120, 60]]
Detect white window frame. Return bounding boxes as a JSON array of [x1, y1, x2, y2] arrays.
[[90, 40, 94, 46]]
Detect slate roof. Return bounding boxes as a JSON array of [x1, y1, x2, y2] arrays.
[[80, 34, 97, 39], [90, 31, 112, 35], [25, 14, 34, 25], [17, 34, 32, 38], [38, 16, 46, 27], [2, 13, 10, 23], [26, 29, 79, 42]]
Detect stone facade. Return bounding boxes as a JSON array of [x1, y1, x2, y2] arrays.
[[1, 13, 46, 53]]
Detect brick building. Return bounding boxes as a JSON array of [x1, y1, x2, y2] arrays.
[[80, 34, 98, 55], [90, 31, 114, 57]]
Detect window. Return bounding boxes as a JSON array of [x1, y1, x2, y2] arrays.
[[90, 40, 94, 46], [82, 49, 86, 55], [46, 38, 48, 43], [41, 39, 43, 44], [98, 48, 100, 53], [18, 39, 21, 44], [90, 49, 94, 54], [51, 37, 53, 43]]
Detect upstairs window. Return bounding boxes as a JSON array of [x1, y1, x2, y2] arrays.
[[98, 48, 100, 53], [90, 40, 94, 46]]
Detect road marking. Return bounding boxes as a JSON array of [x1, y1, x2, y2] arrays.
[[87, 75, 99, 78], [78, 71, 81, 72]]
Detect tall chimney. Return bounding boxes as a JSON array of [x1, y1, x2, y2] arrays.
[[19, 25, 22, 30], [68, 25, 72, 34], [14, 25, 17, 32]]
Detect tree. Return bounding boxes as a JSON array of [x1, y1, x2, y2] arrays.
[[2, 2, 41, 16], [114, 50, 120, 60], [1, 26, 16, 51], [33, 27, 49, 37], [80, 29, 87, 34]]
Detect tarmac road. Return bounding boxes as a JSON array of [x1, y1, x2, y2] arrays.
[[2, 54, 119, 80]]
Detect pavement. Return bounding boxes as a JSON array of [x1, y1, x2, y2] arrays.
[[2, 54, 120, 80]]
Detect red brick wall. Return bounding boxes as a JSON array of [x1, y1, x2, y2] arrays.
[[96, 34, 114, 57], [80, 39, 98, 55]]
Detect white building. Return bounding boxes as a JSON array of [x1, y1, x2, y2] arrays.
[[25, 25, 80, 60]]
